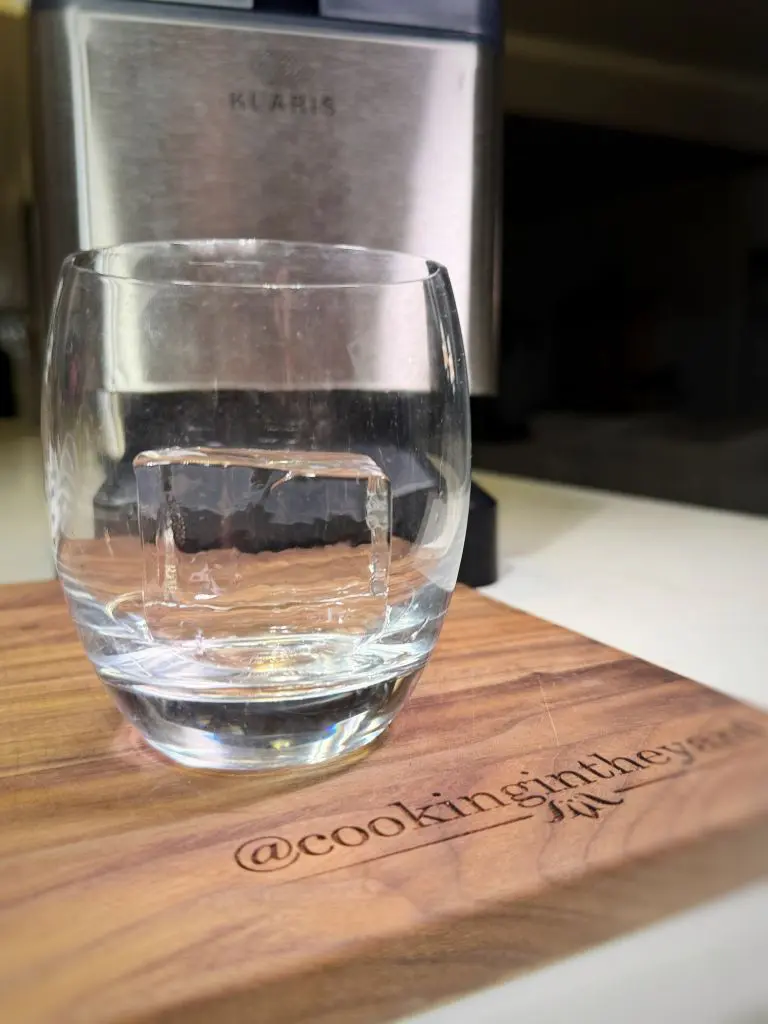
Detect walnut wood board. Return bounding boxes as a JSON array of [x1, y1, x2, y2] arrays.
[[1, 581, 767, 1024]]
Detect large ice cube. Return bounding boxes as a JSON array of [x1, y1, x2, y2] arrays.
[[134, 447, 392, 643]]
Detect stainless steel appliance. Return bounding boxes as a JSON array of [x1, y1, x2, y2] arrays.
[[30, 0, 502, 585], [30, 0, 500, 395]]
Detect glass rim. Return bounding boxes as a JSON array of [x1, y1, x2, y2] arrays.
[[64, 238, 446, 291]]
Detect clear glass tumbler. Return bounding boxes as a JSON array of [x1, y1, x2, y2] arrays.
[[43, 240, 470, 770]]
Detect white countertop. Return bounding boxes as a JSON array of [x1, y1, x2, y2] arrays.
[[1, 424, 766, 1022], [477, 469, 768, 711]]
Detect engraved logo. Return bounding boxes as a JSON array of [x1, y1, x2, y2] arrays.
[[234, 718, 764, 880], [228, 90, 335, 117]]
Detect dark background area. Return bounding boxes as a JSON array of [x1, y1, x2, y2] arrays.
[[475, 113, 768, 514]]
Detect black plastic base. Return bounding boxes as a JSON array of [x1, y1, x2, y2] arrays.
[[458, 481, 498, 588]]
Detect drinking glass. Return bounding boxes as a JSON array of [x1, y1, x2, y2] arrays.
[[43, 240, 470, 770]]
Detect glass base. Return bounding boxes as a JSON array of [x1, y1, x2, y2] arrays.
[[104, 670, 421, 771]]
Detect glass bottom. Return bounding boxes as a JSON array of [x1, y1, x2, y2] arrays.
[[104, 669, 421, 770]]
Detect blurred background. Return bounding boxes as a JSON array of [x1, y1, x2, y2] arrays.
[[7, 0, 768, 514], [485, 0, 768, 514], [0, 0, 29, 421]]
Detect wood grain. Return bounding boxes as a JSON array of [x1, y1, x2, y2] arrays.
[[1, 581, 767, 1024]]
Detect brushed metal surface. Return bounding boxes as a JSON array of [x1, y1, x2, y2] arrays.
[[146, 0, 254, 9], [32, 2, 499, 394]]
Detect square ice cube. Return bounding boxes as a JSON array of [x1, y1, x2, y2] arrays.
[[134, 447, 391, 643]]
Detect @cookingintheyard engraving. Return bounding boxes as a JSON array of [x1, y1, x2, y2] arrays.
[[235, 718, 763, 878]]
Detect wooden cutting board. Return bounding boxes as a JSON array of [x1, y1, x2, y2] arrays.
[[1, 580, 767, 1024]]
